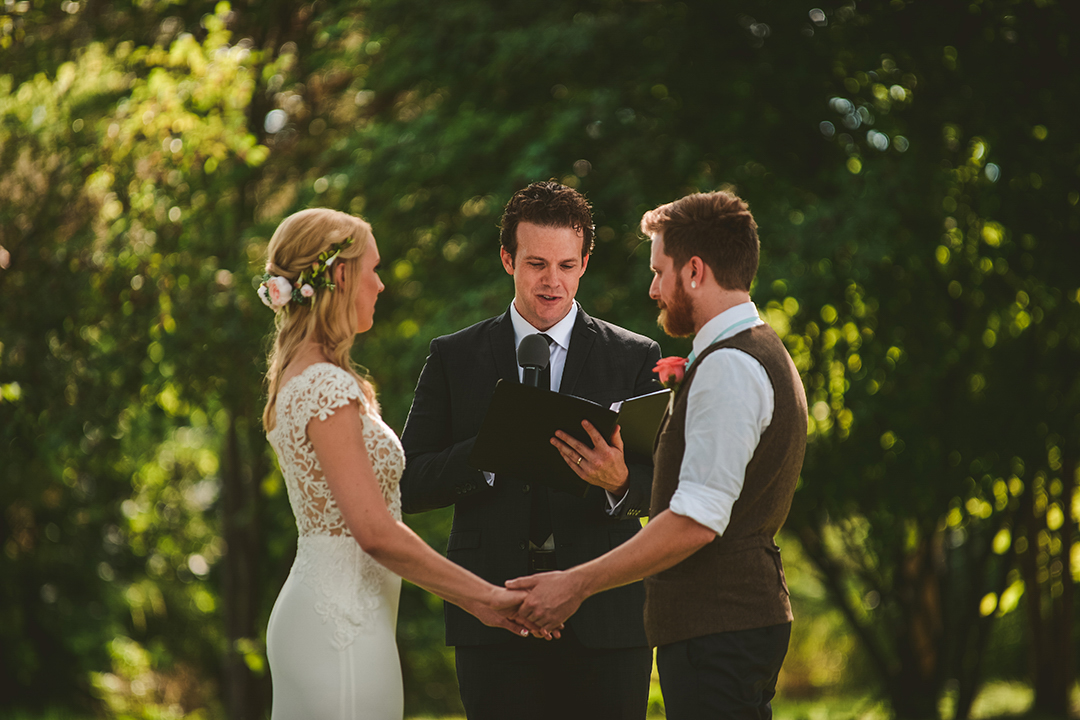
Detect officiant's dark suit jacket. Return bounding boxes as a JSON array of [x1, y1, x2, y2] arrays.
[[400, 307, 662, 647]]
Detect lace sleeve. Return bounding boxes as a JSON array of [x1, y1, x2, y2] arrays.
[[295, 365, 367, 428]]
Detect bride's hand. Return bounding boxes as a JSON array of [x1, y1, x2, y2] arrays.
[[462, 587, 559, 640], [494, 587, 565, 643], [492, 586, 562, 640]]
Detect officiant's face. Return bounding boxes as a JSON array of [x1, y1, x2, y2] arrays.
[[501, 221, 589, 331]]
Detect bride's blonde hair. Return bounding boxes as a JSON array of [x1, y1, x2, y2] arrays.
[[262, 208, 379, 431]]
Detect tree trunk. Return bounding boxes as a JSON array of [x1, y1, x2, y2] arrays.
[[1035, 454, 1075, 717], [888, 535, 944, 720], [1052, 455, 1075, 715], [221, 411, 264, 720], [1019, 465, 1074, 717], [953, 518, 1016, 720], [796, 523, 944, 720]]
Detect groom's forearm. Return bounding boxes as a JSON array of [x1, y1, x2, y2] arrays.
[[509, 510, 714, 630], [574, 510, 715, 597]]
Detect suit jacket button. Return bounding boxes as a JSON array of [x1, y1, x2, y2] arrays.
[[519, 541, 526, 550], [522, 484, 530, 493]]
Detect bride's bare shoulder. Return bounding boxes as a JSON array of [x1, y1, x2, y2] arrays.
[[278, 347, 336, 390]]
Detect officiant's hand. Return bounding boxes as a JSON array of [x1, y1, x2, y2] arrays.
[[552, 422, 629, 496], [506, 570, 586, 634]]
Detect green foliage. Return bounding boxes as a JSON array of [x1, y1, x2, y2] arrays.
[[2, 0, 1078, 718], [0, 1, 279, 712]]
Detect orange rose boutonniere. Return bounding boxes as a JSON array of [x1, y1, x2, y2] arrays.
[[653, 356, 689, 391]]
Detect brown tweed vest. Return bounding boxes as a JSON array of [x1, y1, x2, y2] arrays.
[[644, 323, 808, 648]]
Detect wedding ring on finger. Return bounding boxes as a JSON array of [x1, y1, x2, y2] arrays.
[[576, 455, 583, 466]]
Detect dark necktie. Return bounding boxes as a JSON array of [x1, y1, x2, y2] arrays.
[[537, 335, 553, 393], [530, 334, 554, 548]]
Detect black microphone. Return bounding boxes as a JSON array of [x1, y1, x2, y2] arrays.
[[517, 333, 551, 388]]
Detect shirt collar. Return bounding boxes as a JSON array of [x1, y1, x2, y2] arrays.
[[509, 300, 579, 350], [692, 301, 763, 358]]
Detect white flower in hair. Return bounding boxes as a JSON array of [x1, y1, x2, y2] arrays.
[[256, 236, 353, 312], [265, 276, 294, 309]]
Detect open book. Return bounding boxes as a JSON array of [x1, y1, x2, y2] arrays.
[[468, 382, 671, 497]]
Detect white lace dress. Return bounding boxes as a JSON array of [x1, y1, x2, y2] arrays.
[[265, 363, 405, 720]]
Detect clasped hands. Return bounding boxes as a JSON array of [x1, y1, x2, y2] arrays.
[[479, 569, 586, 640], [479, 421, 626, 638]]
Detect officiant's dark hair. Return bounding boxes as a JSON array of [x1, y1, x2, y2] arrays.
[[499, 181, 595, 260], [641, 191, 759, 292]]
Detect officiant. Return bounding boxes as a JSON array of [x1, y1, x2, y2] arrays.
[[400, 181, 662, 720]]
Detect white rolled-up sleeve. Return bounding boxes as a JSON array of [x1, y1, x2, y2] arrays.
[[667, 349, 774, 536]]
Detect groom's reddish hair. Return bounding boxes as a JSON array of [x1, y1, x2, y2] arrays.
[[641, 191, 759, 292]]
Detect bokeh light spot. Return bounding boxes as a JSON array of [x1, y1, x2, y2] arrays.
[[264, 109, 287, 134]]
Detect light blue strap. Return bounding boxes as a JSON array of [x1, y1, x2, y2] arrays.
[[687, 316, 759, 366]]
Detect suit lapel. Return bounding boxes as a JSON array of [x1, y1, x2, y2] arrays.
[[489, 309, 519, 383], [559, 310, 598, 395]]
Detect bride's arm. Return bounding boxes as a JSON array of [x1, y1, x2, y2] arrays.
[[307, 400, 542, 637]]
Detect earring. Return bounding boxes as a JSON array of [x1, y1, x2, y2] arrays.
[[690, 281, 697, 289]]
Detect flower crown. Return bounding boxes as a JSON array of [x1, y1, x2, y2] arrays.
[[258, 236, 355, 312]]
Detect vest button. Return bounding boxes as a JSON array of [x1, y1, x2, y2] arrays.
[[518, 541, 526, 550]]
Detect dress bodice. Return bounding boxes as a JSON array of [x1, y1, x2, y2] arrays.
[[267, 362, 404, 536], [266, 363, 404, 649]]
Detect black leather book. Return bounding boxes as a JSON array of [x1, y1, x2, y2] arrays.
[[468, 381, 670, 497]]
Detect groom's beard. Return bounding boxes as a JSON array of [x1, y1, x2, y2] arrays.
[[657, 277, 695, 338]]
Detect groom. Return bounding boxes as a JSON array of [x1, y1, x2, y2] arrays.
[[508, 190, 809, 719], [400, 181, 661, 720]]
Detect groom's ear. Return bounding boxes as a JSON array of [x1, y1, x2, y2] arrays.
[[686, 256, 706, 285]]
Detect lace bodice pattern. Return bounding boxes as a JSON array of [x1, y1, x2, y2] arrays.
[[267, 363, 404, 648]]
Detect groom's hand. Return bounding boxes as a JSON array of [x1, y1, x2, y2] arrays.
[[552, 422, 629, 496], [506, 570, 586, 633], [466, 587, 558, 640]]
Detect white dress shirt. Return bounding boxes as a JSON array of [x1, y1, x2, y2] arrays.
[[507, 300, 637, 514], [484, 301, 579, 488], [667, 301, 775, 536], [508, 299, 578, 390]]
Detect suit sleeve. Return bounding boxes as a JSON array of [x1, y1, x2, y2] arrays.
[[607, 339, 663, 519], [399, 339, 492, 513]]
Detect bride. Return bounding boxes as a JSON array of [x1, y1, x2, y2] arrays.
[[259, 208, 534, 719]]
